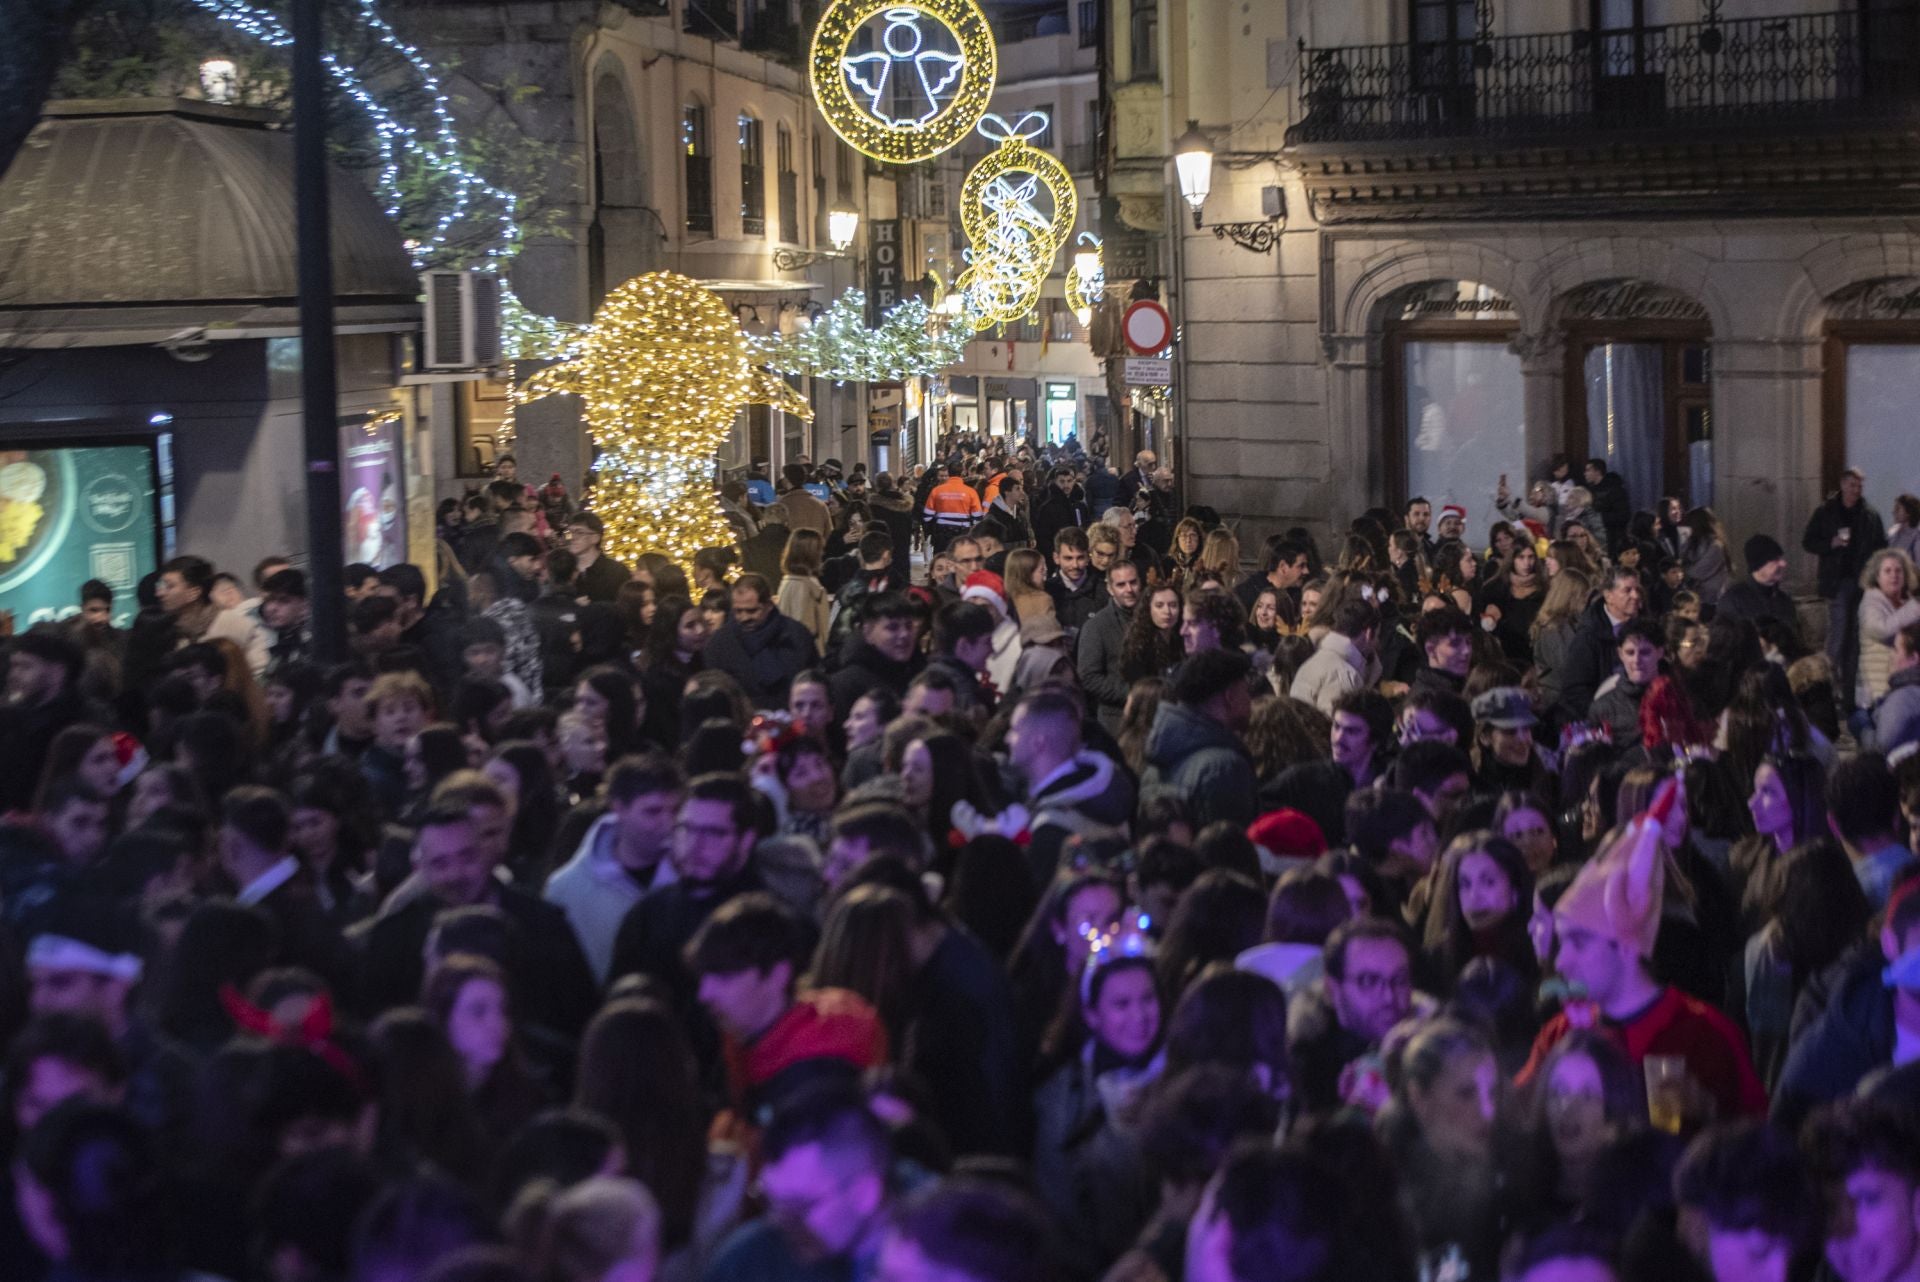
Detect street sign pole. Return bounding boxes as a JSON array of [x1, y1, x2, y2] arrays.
[[294, 0, 344, 662]]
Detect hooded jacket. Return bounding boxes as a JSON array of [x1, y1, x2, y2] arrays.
[[1139, 702, 1257, 831], [704, 607, 820, 711], [1025, 749, 1137, 882], [868, 491, 917, 589], [544, 813, 677, 984], [1288, 630, 1371, 715]]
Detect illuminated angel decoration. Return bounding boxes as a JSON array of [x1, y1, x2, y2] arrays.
[[517, 273, 811, 577], [842, 9, 966, 127]]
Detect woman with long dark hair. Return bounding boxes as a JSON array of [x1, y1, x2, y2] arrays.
[[288, 769, 374, 923], [1119, 585, 1183, 685], [1481, 542, 1545, 667], [573, 666, 648, 761], [1418, 831, 1538, 995], [572, 998, 715, 1254], [423, 955, 549, 1151], [483, 741, 564, 882]]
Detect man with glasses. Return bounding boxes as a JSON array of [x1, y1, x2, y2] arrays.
[[949, 536, 987, 584], [1290, 918, 1416, 1112], [608, 773, 768, 1010], [564, 512, 631, 603]]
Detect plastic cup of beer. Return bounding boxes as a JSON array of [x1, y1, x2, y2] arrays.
[[1646, 1055, 1687, 1134]]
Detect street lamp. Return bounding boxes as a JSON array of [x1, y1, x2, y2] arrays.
[[827, 202, 860, 254], [1173, 119, 1214, 229]]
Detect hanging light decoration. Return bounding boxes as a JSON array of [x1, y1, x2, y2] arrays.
[[517, 273, 813, 577], [810, 0, 998, 164], [956, 112, 1076, 330]]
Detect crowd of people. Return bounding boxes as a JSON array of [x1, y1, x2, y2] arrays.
[[7, 435, 1920, 1282]]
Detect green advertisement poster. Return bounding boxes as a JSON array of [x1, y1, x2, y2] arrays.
[[0, 444, 158, 628]]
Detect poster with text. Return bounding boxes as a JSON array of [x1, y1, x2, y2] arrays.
[[0, 443, 157, 628], [341, 414, 407, 569]]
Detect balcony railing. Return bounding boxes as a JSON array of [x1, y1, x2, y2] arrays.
[[743, 10, 803, 60], [742, 163, 767, 237], [686, 155, 714, 235], [684, 0, 737, 40], [778, 171, 800, 243], [1288, 7, 1920, 146]]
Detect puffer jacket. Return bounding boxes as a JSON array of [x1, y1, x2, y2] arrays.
[[1139, 702, 1257, 831], [703, 608, 820, 710], [1865, 664, 1920, 758], [1857, 587, 1920, 704], [1288, 631, 1372, 715]]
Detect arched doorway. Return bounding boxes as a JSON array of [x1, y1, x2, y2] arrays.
[[1557, 280, 1713, 511], [1822, 279, 1920, 513], [1381, 279, 1526, 537], [589, 66, 648, 311]]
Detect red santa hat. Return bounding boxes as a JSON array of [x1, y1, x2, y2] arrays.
[[961, 570, 1008, 615], [1440, 503, 1468, 526]]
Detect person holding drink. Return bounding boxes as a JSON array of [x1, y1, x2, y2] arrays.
[[1516, 780, 1768, 1124]]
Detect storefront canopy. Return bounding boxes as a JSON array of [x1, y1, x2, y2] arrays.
[[0, 98, 418, 346]]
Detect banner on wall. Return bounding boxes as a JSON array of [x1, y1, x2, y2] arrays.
[[341, 412, 407, 569], [0, 443, 158, 628]]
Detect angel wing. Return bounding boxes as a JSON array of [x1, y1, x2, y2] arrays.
[[914, 49, 965, 121], [842, 51, 894, 115]]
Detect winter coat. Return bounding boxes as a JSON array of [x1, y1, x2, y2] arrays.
[[1716, 577, 1797, 637], [1893, 524, 1920, 564], [703, 609, 821, 710], [1288, 631, 1371, 715], [1025, 749, 1137, 883], [1802, 493, 1888, 599], [1076, 602, 1134, 732], [775, 574, 831, 653], [1555, 600, 1627, 726], [1048, 571, 1103, 639], [1773, 951, 1893, 1131], [1858, 588, 1920, 704], [1589, 472, 1632, 549], [1032, 1044, 1162, 1274], [544, 813, 677, 983], [825, 638, 926, 721], [1139, 702, 1258, 831], [1589, 675, 1647, 747], [1032, 487, 1092, 560], [869, 492, 918, 588], [1532, 619, 1579, 718], [1865, 664, 1920, 758], [1683, 539, 1733, 605]]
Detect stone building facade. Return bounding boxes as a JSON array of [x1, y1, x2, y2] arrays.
[[1100, 0, 1920, 584]]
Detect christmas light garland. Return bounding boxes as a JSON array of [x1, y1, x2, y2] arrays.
[[184, 0, 580, 437], [749, 291, 969, 382], [517, 273, 813, 577]]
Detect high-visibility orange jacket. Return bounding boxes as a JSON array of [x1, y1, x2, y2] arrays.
[[983, 471, 1008, 504], [924, 477, 984, 528]]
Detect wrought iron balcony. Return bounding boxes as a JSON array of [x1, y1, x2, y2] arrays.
[[1287, 6, 1920, 147], [743, 10, 803, 60], [684, 0, 738, 41]]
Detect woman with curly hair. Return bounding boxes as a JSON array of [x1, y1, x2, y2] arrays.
[[1120, 584, 1184, 685], [1244, 697, 1330, 782]]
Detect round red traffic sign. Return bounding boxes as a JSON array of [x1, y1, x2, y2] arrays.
[[1122, 299, 1172, 356]]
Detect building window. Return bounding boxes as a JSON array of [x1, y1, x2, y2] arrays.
[[684, 100, 712, 235], [1078, 0, 1098, 47], [740, 112, 765, 237], [777, 122, 799, 243], [1032, 103, 1055, 148], [1130, 0, 1157, 79], [1409, 0, 1475, 125], [811, 131, 827, 243]]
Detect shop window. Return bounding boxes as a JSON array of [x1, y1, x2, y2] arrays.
[[1399, 340, 1526, 538]]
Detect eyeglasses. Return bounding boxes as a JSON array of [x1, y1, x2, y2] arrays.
[[674, 822, 737, 842]]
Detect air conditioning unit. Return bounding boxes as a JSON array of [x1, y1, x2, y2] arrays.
[[422, 270, 503, 369]]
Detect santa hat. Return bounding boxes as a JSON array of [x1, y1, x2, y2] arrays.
[[1247, 809, 1327, 862], [1440, 503, 1468, 525], [961, 570, 1007, 615], [1553, 778, 1675, 959], [111, 732, 149, 791]]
